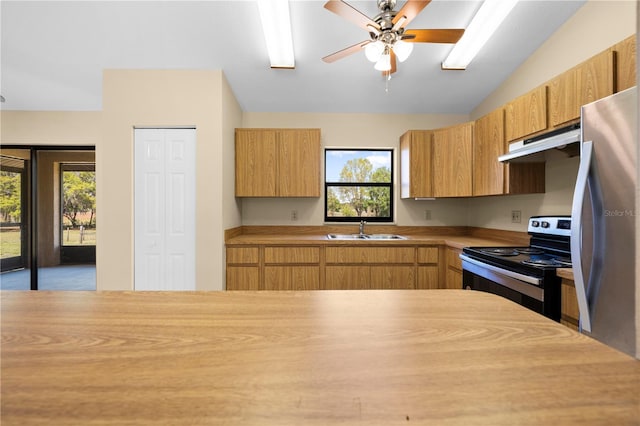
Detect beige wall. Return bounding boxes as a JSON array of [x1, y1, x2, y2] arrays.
[[101, 69, 240, 291], [241, 112, 471, 227]]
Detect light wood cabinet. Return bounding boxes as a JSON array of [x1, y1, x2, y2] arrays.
[[505, 85, 548, 142], [399, 130, 433, 198], [549, 50, 615, 128], [475, 107, 545, 196], [325, 246, 416, 290], [264, 266, 320, 290], [235, 128, 321, 197], [613, 35, 636, 92], [226, 247, 260, 290], [417, 246, 439, 289], [561, 277, 579, 331], [432, 122, 473, 197], [445, 247, 463, 290], [473, 108, 506, 196]]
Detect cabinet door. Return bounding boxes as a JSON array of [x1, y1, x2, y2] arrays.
[[445, 247, 463, 290], [433, 123, 473, 197], [417, 266, 439, 289], [235, 129, 277, 197], [473, 108, 505, 196], [614, 35, 636, 92], [371, 266, 415, 289], [325, 266, 370, 290], [400, 130, 433, 198], [226, 266, 260, 290], [549, 50, 615, 127], [264, 266, 320, 290], [278, 129, 321, 197], [505, 85, 547, 142], [561, 278, 579, 330]]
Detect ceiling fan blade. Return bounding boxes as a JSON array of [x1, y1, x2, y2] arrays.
[[392, 1, 431, 29], [322, 40, 371, 63], [403, 29, 465, 44], [324, 0, 381, 32]]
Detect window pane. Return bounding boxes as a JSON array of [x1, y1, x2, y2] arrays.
[[325, 150, 392, 183], [0, 170, 23, 261], [326, 186, 391, 218], [62, 170, 96, 247]]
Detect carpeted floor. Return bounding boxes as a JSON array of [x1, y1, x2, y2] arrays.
[[0, 265, 96, 290]]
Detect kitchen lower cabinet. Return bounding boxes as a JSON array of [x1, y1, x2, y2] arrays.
[[561, 277, 579, 331], [445, 247, 463, 290], [325, 246, 416, 290], [416, 246, 439, 289], [371, 266, 415, 289], [226, 247, 260, 290], [325, 266, 370, 290], [226, 244, 445, 291], [264, 266, 320, 290], [226, 266, 260, 290]]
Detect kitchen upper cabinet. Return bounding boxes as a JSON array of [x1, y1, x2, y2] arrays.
[[432, 122, 473, 197], [549, 50, 615, 128], [400, 130, 433, 198], [613, 35, 636, 92], [475, 107, 545, 196], [235, 128, 321, 197], [473, 108, 506, 196], [505, 85, 547, 142]]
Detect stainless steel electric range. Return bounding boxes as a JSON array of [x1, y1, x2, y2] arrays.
[[460, 216, 572, 321]]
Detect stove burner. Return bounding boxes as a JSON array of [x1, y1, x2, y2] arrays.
[[480, 248, 519, 256], [516, 248, 545, 255], [521, 259, 562, 267]]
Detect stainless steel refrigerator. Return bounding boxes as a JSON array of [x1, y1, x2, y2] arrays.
[[571, 86, 638, 358]]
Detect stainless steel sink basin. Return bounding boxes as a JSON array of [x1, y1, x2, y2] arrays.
[[327, 233, 406, 240], [327, 234, 369, 240], [365, 234, 407, 240]]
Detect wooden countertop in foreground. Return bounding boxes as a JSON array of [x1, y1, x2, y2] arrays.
[[2, 290, 638, 425]]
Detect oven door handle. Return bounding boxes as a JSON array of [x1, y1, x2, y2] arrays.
[[459, 254, 542, 286]]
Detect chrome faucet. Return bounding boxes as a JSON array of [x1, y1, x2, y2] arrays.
[[359, 220, 366, 236]]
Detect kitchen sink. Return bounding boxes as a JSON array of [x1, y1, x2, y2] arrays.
[[327, 234, 406, 240]]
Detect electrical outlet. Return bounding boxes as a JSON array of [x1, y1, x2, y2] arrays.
[[290, 209, 298, 221], [511, 210, 521, 223], [424, 209, 432, 220]]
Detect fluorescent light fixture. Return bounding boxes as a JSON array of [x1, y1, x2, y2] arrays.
[[257, 0, 295, 69], [442, 0, 518, 70]]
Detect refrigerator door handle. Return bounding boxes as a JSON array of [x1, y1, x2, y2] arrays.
[[570, 140, 593, 332]]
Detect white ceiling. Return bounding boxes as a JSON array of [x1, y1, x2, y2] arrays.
[[0, 0, 586, 114]]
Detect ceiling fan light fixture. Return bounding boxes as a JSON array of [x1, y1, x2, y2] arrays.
[[442, 0, 518, 70], [393, 39, 413, 62], [257, 0, 295, 69], [374, 50, 392, 72], [365, 40, 385, 62]]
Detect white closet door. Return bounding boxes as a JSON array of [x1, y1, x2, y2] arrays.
[[134, 128, 196, 290]]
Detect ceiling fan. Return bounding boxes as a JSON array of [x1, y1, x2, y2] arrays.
[[322, 0, 464, 75]]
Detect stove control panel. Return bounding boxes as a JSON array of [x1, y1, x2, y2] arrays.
[[528, 216, 571, 237]]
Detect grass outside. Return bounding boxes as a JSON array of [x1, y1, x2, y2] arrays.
[[1, 229, 96, 259]]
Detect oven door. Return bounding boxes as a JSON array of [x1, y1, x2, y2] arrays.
[[460, 254, 557, 319]]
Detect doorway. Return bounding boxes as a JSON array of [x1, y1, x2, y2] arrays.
[[0, 146, 96, 290]]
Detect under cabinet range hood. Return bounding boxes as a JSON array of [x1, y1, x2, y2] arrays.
[[498, 123, 580, 163]]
